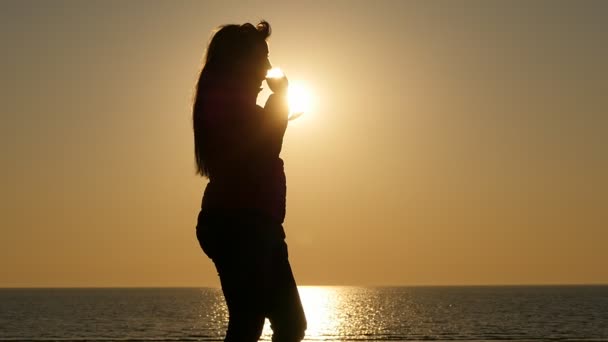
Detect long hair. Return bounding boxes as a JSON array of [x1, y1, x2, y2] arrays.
[[192, 21, 271, 177]]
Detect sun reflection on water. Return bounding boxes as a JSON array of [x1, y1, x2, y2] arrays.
[[260, 286, 345, 340]]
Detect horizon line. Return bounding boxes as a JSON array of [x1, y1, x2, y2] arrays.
[[2, 283, 607, 289]]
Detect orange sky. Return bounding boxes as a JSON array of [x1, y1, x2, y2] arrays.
[[1, 0, 607, 287]]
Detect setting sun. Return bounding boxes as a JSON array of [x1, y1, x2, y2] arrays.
[[288, 82, 314, 120], [266, 67, 314, 120]]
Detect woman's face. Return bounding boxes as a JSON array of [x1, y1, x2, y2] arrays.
[[253, 41, 272, 84]]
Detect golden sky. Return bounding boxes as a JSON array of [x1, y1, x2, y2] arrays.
[[1, 0, 607, 287]]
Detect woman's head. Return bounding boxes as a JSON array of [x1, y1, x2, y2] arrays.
[[202, 21, 272, 89], [193, 21, 273, 177]]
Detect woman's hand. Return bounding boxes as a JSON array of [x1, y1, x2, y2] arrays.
[[266, 75, 288, 95], [266, 68, 289, 95]]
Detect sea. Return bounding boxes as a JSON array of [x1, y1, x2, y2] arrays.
[[1, 286, 607, 341]]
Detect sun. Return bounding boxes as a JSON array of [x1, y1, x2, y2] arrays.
[[266, 67, 315, 120], [287, 82, 314, 120]]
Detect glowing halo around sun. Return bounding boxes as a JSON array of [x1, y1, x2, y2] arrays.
[[287, 82, 314, 119], [266, 67, 315, 121]]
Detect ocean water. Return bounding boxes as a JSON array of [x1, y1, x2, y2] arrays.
[[1, 286, 607, 341]]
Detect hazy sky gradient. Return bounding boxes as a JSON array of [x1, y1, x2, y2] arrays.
[[1, 0, 607, 287]]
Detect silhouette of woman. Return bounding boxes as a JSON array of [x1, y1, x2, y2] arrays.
[[192, 21, 307, 341]]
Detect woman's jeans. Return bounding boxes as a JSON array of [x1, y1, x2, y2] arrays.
[[196, 210, 307, 342]]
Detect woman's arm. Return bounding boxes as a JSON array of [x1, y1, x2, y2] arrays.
[[260, 93, 289, 158]]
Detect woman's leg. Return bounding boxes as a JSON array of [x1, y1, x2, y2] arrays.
[[197, 213, 267, 342], [266, 240, 307, 342], [214, 254, 267, 342], [213, 236, 306, 342]]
